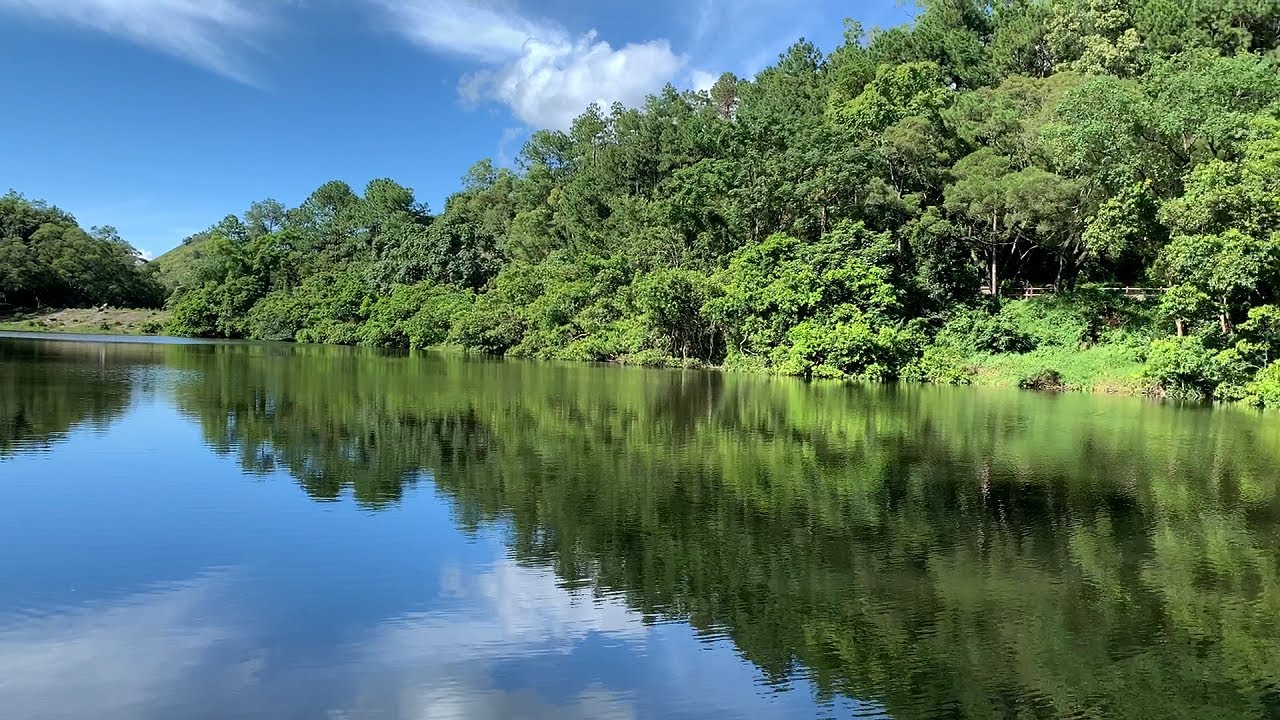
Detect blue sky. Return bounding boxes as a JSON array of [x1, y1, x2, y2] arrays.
[[0, 0, 910, 258]]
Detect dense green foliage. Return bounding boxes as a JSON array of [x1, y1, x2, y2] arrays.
[[134, 3, 1280, 404], [0, 192, 164, 310]]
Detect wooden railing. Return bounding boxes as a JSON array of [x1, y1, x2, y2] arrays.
[[981, 286, 1166, 299]]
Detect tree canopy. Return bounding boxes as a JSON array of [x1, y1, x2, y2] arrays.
[[0, 192, 163, 310]]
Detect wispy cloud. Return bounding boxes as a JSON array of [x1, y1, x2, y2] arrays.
[[495, 126, 526, 168], [0, 573, 245, 720], [685, 0, 846, 77], [0, 0, 281, 84], [373, 0, 690, 131], [338, 559, 644, 718], [371, 0, 561, 63]]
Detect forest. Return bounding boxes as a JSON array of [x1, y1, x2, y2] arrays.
[[0, 192, 163, 311], [4, 0, 1280, 405]]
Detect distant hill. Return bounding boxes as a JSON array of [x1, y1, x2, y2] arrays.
[[150, 234, 211, 293]]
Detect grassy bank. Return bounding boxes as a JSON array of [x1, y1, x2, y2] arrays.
[[0, 308, 171, 336], [1, 300, 1271, 408], [965, 345, 1150, 395]]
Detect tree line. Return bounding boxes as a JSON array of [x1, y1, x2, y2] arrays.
[[0, 193, 163, 311], [7, 0, 1280, 404]]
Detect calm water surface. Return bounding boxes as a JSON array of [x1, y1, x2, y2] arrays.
[[1, 334, 1278, 719]]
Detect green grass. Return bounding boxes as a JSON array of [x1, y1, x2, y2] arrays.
[[967, 343, 1149, 394]]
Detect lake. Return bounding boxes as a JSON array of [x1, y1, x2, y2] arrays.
[[1, 333, 1278, 719]]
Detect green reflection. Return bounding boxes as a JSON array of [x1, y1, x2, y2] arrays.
[[159, 344, 1280, 716], [0, 340, 143, 455]]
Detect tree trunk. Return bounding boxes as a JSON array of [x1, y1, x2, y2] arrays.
[[989, 252, 999, 297], [1175, 318, 1185, 337]]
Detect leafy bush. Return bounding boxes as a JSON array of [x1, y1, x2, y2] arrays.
[[296, 319, 361, 346], [166, 286, 223, 338], [1209, 346, 1258, 401], [1244, 361, 1280, 408], [1019, 369, 1065, 391], [708, 225, 919, 379], [1143, 336, 1217, 399], [1239, 304, 1280, 363], [934, 306, 1033, 354], [634, 268, 720, 361], [403, 288, 474, 349], [905, 342, 973, 384], [289, 273, 370, 346], [246, 290, 311, 341], [771, 314, 924, 381], [448, 297, 526, 354]]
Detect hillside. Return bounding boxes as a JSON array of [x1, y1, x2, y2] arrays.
[[150, 234, 211, 293]]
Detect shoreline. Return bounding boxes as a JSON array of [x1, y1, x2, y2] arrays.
[[0, 320, 1205, 407]]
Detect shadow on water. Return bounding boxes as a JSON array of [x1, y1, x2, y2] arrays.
[[5, 335, 1280, 719]]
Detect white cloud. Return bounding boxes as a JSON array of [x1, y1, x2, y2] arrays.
[[368, 558, 646, 662], [0, 0, 279, 83], [459, 32, 684, 130], [0, 574, 244, 720], [375, 0, 689, 130], [688, 69, 718, 93], [371, 0, 562, 63], [334, 558, 645, 718]]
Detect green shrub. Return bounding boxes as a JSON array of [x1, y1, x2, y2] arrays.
[[296, 319, 361, 346], [1244, 361, 1280, 408], [906, 342, 973, 384], [406, 289, 472, 349], [707, 227, 919, 379], [448, 297, 525, 354], [934, 306, 1033, 354], [1239, 304, 1280, 364], [245, 290, 310, 341], [166, 287, 222, 337], [1143, 336, 1217, 399], [1019, 369, 1065, 391], [139, 320, 163, 335], [634, 268, 720, 361], [557, 317, 647, 362], [770, 314, 924, 381], [998, 300, 1088, 349], [356, 283, 470, 348], [618, 349, 693, 368], [1209, 346, 1257, 401]]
